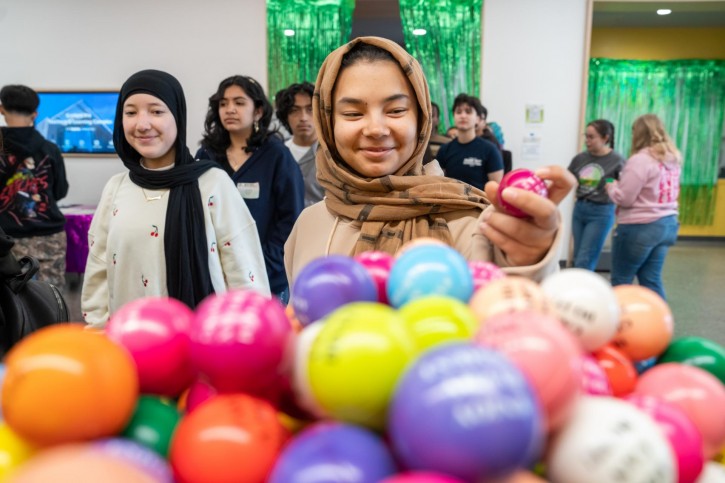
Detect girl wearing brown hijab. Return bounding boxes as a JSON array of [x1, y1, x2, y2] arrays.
[[284, 37, 575, 286]]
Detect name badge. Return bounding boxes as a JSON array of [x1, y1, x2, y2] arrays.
[[237, 182, 260, 199]]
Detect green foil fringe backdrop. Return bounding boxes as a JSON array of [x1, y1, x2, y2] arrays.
[[587, 58, 725, 226], [267, 0, 355, 101], [399, 0, 482, 133]]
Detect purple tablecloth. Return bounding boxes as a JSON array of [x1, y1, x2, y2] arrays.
[[62, 206, 96, 274]]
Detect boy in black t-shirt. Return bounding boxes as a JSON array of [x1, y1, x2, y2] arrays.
[[436, 94, 503, 190]]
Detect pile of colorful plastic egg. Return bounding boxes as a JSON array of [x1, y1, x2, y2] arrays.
[[2, 241, 725, 483]]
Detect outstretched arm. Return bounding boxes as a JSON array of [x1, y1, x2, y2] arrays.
[[480, 165, 576, 267]]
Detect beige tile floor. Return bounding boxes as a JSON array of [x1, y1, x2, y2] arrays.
[[661, 239, 725, 346], [62, 239, 725, 346]]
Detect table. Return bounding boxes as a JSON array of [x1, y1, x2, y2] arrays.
[[61, 205, 96, 274]]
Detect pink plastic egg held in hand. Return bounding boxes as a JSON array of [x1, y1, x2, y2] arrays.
[[497, 169, 549, 218]]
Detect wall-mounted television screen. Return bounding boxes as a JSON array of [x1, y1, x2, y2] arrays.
[[35, 91, 118, 155]]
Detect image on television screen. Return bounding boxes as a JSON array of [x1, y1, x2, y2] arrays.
[[35, 91, 118, 155]]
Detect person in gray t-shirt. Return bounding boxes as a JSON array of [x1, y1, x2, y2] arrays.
[[275, 82, 324, 207], [567, 119, 625, 271]]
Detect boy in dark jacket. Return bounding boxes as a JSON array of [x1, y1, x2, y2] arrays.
[[0, 84, 69, 288]]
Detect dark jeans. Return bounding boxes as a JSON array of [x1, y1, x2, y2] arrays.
[[611, 215, 679, 300], [572, 200, 615, 271]]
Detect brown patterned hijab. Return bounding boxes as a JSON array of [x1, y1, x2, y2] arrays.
[[313, 36, 490, 256]]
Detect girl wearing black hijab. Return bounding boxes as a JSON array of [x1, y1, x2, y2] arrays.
[[82, 70, 270, 328]]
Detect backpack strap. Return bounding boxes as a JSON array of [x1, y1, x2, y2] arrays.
[[6, 256, 40, 293], [0, 233, 22, 278]]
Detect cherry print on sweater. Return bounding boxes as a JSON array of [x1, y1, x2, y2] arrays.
[[150, 225, 159, 237], [210, 242, 216, 253], [141, 275, 149, 287], [208, 196, 215, 207]]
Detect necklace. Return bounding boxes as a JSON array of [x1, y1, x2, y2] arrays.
[[141, 187, 168, 202]]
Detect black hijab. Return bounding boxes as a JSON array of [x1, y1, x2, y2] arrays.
[[114, 69, 216, 309]]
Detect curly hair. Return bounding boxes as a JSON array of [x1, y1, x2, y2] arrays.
[[274, 82, 314, 134], [452, 93, 486, 119], [200, 75, 278, 157]]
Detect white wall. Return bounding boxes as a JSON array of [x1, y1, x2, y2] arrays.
[[2, 0, 587, 262], [481, 0, 589, 262], [0, 0, 268, 205]]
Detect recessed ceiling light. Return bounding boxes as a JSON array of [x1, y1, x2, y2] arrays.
[[283, 29, 295, 36], [657, 9, 672, 15], [412, 28, 427, 36]]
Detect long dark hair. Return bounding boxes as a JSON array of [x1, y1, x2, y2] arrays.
[[588, 119, 615, 149], [200, 75, 278, 157]]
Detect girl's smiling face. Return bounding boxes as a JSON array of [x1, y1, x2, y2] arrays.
[[122, 93, 177, 168], [332, 60, 419, 178]]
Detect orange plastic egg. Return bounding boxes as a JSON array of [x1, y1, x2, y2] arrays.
[[592, 344, 638, 397], [2, 324, 139, 446], [610, 285, 674, 361], [170, 394, 287, 483]]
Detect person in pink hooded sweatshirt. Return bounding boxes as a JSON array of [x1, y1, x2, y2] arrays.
[[606, 114, 681, 300]]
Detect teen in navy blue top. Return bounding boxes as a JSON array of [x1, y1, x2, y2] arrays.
[[437, 94, 504, 190], [437, 137, 503, 190], [196, 75, 304, 303]]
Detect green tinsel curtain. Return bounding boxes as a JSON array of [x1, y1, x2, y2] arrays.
[[587, 58, 725, 226], [399, 0, 482, 133], [267, 0, 355, 100]]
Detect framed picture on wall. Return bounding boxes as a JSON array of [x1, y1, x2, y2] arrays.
[[35, 90, 119, 155]]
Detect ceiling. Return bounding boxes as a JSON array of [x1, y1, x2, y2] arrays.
[[593, 1, 725, 27], [349, 0, 725, 44], [350, 0, 405, 45]]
